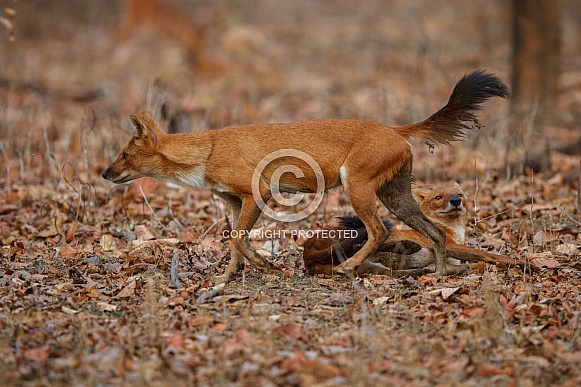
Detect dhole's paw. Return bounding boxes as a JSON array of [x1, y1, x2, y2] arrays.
[[248, 254, 270, 274], [213, 274, 230, 285], [332, 264, 353, 275], [256, 261, 271, 274], [357, 261, 391, 275]]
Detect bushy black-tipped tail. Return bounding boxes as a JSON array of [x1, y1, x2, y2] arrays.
[[334, 216, 392, 232], [333, 216, 391, 249], [396, 70, 510, 144]]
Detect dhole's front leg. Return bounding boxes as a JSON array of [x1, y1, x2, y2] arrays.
[[233, 197, 270, 272], [212, 192, 244, 284], [213, 193, 270, 284]]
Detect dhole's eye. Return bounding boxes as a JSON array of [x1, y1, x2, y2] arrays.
[[434, 195, 443, 200], [458, 194, 463, 197]]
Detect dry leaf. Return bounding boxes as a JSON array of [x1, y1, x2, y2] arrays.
[[280, 352, 341, 380], [187, 315, 215, 328], [135, 224, 155, 242], [96, 302, 118, 312], [429, 287, 460, 300], [533, 230, 555, 245], [38, 225, 59, 238], [62, 306, 79, 314], [130, 238, 180, 250], [528, 204, 556, 212], [275, 323, 308, 342], [460, 307, 484, 318], [165, 335, 186, 349], [100, 234, 118, 252], [60, 245, 79, 258], [373, 296, 390, 306], [211, 322, 227, 332], [555, 243, 578, 256], [527, 253, 560, 268], [24, 347, 50, 362], [116, 280, 137, 298]]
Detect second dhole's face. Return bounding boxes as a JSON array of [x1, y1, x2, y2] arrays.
[[413, 182, 466, 222]]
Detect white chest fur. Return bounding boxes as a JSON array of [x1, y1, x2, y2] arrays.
[[174, 166, 209, 189], [169, 166, 230, 193]]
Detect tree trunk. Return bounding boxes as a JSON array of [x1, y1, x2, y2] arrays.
[[506, 0, 560, 177], [511, 0, 560, 124]]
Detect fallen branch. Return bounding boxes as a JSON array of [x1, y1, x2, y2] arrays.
[[170, 250, 184, 289]]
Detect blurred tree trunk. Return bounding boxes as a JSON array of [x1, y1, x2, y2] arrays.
[[506, 0, 560, 177], [511, 0, 560, 125]]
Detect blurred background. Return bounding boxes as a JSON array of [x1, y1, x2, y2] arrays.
[[0, 0, 580, 189]]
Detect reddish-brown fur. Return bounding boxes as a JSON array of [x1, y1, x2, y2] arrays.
[[413, 182, 466, 245], [102, 71, 509, 284], [303, 182, 467, 275], [303, 182, 532, 276]]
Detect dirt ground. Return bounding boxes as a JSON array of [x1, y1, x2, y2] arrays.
[[1, 1, 581, 385]]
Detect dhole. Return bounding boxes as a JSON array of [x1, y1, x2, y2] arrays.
[[303, 182, 466, 275], [303, 182, 531, 276], [102, 70, 509, 284]]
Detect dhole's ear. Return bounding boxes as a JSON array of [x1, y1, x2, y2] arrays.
[[130, 114, 146, 137], [138, 110, 157, 126], [412, 188, 428, 203], [139, 110, 166, 136], [129, 114, 157, 145]]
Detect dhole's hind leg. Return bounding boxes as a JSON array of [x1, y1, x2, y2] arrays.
[[333, 186, 389, 274], [376, 161, 448, 275]]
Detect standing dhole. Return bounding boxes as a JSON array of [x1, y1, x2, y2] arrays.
[[102, 70, 509, 284]]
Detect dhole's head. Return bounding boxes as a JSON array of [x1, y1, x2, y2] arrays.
[[413, 182, 466, 222], [102, 111, 165, 184]]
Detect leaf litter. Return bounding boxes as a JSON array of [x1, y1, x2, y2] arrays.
[[2, 171, 580, 385]]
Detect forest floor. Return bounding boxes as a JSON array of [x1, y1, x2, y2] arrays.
[[1, 1, 581, 385]]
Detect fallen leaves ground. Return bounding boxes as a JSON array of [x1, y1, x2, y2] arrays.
[[1, 173, 580, 386], [1, 1, 581, 386]]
